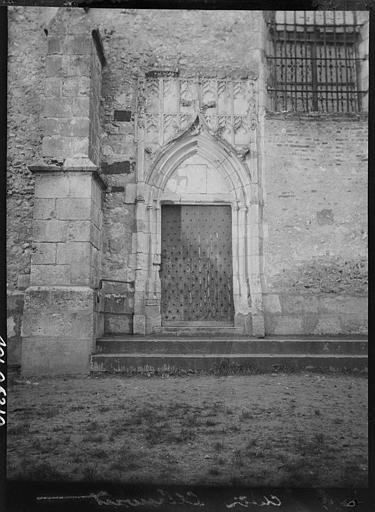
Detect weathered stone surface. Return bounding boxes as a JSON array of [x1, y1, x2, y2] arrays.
[[67, 174, 92, 197], [262, 294, 281, 314], [317, 209, 334, 225], [319, 296, 368, 316], [69, 136, 90, 156], [234, 313, 253, 335], [42, 136, 71, 158], [124, 183, 137, 204], [56, 198, 91, 220], [22, 286, 95, 338], [46, 55, 63, 77], [34, 174, 69, 199], [66, 220, 91, 241], [33, 198, 56, 220], [314, 316, 342, 335], [104, 314, 133, 334], [133, 314, 146, 335], [56, 241, 91, 264], [47, 37, 62, 55], [90, 224, 101, 249], [280, 294, 319, 314], [267, 257, 368, 296], [340, 315, 368, 334], [301, 313, 319, 334], [45, 77, 62, 97], [17, 274, 30, 290], [43, 118, 90, 138], [65, 54, 91, 76], [63, 34, 91, 55], [266, 315, 304, 336], [32, 243, 57, 264], [33, 219, 67, 242], [7, 196, 34, 290], [70, 262, 91, 286], [30, 264, 70, 285]]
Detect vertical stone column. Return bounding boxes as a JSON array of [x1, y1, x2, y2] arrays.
[[133, 123, 148, 334], [234, 205, 253, 334], [133, 194, 147, 335], [144, 203, 161, 334], [21, 19, 106, 375]]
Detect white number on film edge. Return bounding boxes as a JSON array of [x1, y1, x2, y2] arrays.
[[0, 336, 6, 426]]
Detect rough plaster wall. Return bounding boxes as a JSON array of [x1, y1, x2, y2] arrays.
[[90, 9, 264, 77], [263, 113, 368, 334], [7, 7, 59, 363], [7, 7, 51, 289]]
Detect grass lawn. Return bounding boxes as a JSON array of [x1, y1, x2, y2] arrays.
[[7, 373, 367, 487]]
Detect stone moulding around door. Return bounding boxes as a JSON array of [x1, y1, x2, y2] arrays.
[[133, 113, 265, 336]]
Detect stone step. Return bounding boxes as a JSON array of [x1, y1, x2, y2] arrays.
[[91, 353, 367, 374], [95, 337, 367, 355], [160, 327, 243, 336]]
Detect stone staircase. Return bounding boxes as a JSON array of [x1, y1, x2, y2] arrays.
[[90, 333, 368, 374]]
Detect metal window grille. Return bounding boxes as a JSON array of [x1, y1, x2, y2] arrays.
[[267, 11, 364, 112]]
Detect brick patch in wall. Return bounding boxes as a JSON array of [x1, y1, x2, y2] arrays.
[[114, 110, 132, 122], [102, 161, 135, 174]]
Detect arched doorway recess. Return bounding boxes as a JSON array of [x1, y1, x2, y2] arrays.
[[133, 114, 264, 336]]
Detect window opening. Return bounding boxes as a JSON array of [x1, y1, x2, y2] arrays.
[[267, 11, 365, 112]]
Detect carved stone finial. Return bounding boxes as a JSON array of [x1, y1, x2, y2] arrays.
[[237, 147, 251, 161]]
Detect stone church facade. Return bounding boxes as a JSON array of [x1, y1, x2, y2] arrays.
[[7, 8, 368, 374]]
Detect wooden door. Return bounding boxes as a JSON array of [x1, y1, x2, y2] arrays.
[[160, 205, 234, 324]]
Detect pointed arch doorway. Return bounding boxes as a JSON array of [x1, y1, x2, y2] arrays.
[[135, 115, 265, 336]]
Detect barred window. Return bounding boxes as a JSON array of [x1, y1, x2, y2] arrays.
[[267, 11, 364, 112]]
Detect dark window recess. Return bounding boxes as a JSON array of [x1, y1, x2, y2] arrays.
[[114, 110, 132, 122], [111, 186, 125, 193], [267, 11, 365, 112], [102, 161, 135, 174], [145, 68, 179, 78]]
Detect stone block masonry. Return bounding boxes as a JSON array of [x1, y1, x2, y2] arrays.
[[262, 113, 367, 335], [30, 171, 103, 288], [21, 167, 106, 375], [41, 10, 104, 163], [21, 287, 96, 375]]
